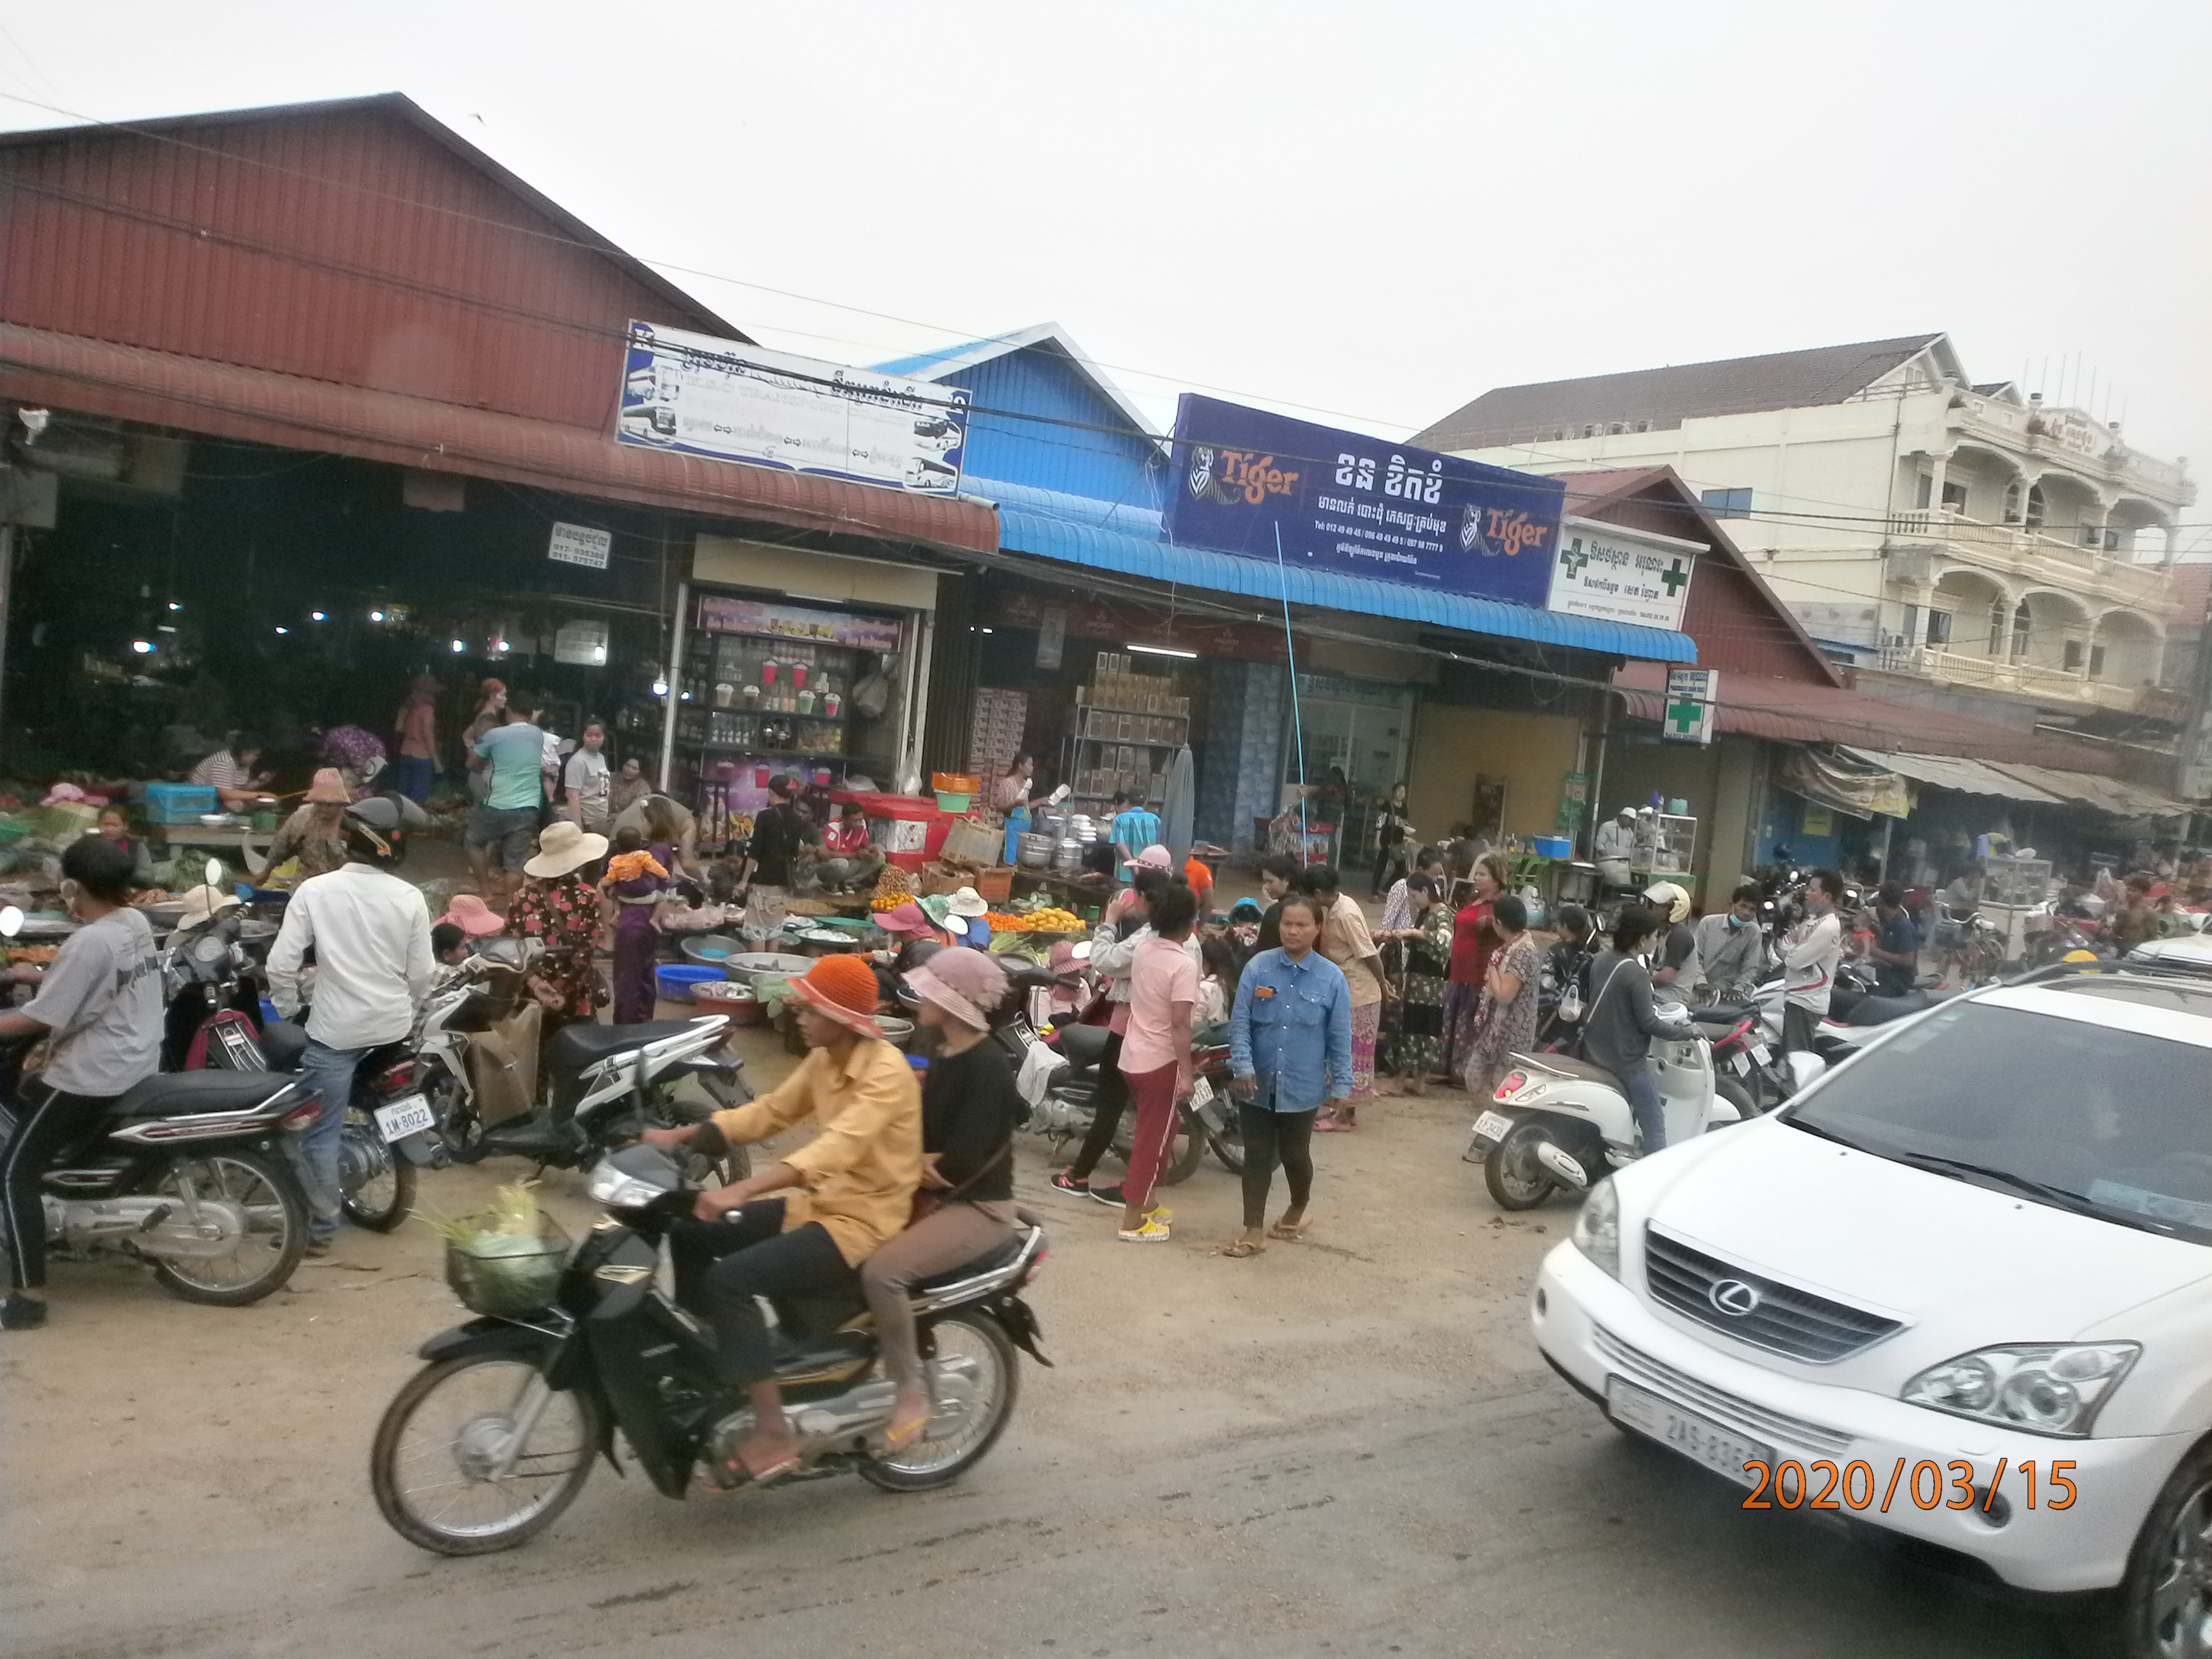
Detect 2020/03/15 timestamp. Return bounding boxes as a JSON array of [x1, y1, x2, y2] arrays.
[[1742, 1457, 2077, 1514]]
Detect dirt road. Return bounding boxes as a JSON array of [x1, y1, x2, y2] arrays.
[[1, 1046, 2101, 1658]]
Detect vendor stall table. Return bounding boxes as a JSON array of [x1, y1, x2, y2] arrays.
[[155, 824, 274, 872]]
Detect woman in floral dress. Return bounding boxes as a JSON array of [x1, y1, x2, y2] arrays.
[[507, 821, 609, 1031], [1379, 877, 1452, 1093], [1464, 894, 1543, 1102]]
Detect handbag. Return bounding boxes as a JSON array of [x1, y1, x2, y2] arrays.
[[908, 1142, 1011, 1226]]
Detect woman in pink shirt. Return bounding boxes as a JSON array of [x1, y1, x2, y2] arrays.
[[1111, 882, 1199, 1243]]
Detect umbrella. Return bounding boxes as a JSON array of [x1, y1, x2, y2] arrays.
[[1161, 744, 1195, 869]]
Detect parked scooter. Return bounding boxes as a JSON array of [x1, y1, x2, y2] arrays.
[[368, 1142, 1050, 1554], [1464, 1008, 1760, 1210], [413, 938, 751, 1183], [0, 907, 317, 1304]]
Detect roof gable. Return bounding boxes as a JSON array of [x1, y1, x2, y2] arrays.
[[877, 323, 1166, 505], [0, 93, 744, 429], [1414, 333, 1953, 452]]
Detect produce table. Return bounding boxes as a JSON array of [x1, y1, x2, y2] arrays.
[[155, 823, 275, 871]]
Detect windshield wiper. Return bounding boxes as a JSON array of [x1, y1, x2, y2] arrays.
[[1780, 1117, 1874, 1154], [1888, 1153, 2131, 1225]]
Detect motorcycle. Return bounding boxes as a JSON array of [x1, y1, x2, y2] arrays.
[[0, 903, 317, 1303], [414, 939, 751, 1185], [368, 1142, 1050, 1554], [1464, 1006, 1759, 1210]]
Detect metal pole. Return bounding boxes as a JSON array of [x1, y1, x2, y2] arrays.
[[1584, 694, 1612, 862], [900, 608, 935, 793], [0, 525, 15, 764], [1876, 814, 1894, 883], [1273, 525, 1308, 857], [658, 579, 688, 790]]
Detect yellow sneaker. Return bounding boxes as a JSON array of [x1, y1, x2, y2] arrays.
[[1117, 1217, 1172, 1243]]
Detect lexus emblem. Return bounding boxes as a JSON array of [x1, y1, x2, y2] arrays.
[[1709, 1278, 1761, 1317]]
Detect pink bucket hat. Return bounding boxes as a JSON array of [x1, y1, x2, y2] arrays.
[[904, 947, 1010, 1031], [437, 893, 505, 937], [1123, 843, 1173, 873], [873, 900, 935, 937]]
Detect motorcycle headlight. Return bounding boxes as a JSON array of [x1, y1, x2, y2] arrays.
[[584, 1161, 671, 1210], [1901, 1342, 2140, 1438], [1571, 1177, 1621, 1280]]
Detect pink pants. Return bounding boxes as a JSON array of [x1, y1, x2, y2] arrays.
[[1120, 1061, 1181, 1208]]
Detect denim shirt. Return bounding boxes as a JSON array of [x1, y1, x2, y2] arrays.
[[1229, 947, 1354, 1112]]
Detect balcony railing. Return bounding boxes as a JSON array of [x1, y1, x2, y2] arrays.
[[1876, 644, 2162, 711], [1885, 508, 2174, 612]]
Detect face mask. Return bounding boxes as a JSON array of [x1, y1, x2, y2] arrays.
[[1727, 913, 1750, 929]]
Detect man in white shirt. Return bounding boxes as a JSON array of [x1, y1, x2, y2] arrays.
[[1378, 845, 1444, 933], [1593, 808, 1637, 895], [1780, 869, 1844, 1054], [266, 797, 433, 1253]]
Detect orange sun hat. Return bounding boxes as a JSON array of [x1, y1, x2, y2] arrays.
[[788, 953, 883, 1036]]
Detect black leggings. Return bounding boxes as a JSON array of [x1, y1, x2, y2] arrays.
[[1068, 1029, 1130, 1181], [2, 1081, 105, 1292], [668, 1201, 853, 1388], [1238, 1102, 1317, 1229]]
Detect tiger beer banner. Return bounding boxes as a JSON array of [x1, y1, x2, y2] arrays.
[[1161, 393, 1565, 608]]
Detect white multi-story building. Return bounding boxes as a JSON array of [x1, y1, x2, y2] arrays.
[[1418, 333, 2195, 720]]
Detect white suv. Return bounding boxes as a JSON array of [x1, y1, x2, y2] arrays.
[[1532, 964, 2212, 1654]]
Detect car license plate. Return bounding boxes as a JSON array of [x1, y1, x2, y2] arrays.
[[1473, 1109, 1515, 1144], [373, 1094, 435, 1143], [1605, 1376, 1772, 1488]]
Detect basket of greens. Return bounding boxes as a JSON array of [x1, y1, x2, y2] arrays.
[[428, 1183, 571, 1317]]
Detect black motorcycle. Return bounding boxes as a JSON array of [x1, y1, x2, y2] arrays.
[[368, 1142, 1050, 1554]]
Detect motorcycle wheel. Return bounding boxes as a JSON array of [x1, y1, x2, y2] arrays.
[[147, 1148, 307, 1306], [370, 1355, 599, 1555], [1483, 1122, 1559, 1211], [1108, 1105, 1205, 1187], [339, 1112, 415, 1231], [858, 1311, 1018, 1493], [1715, 1075, 1757, 1119], [1209, 1108, 1246, 1175]]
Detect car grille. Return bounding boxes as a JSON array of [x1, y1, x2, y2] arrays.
[[1643, 1226, 1904, 1364], [1592, 1323, 1854, 1455]]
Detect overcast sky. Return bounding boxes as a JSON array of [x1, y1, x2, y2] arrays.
[[5, 1, 2208, 549]]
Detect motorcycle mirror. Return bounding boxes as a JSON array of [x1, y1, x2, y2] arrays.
[[204, 857, 225, 890], [0, 906, 20, 939], [1070, 940, 1093, 962]]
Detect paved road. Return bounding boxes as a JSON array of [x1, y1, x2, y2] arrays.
[[1, 1066, 2116, 1659]]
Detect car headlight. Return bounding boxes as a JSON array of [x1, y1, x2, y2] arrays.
[[1572, 1177, 1620, 1280], [1901, 1343, 2140, 1438]]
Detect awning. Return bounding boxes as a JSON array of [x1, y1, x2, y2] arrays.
[[1839, 748, 2067, 804], [0, 323, 1001, 555], [979, 477, 1696, 663], [1779, 748, 1912, 818], [1840, 748, 2195, 819], [1976, 762, 2195, 819]]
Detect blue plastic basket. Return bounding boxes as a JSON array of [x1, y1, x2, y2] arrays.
[[656, 964, 725, 1003]]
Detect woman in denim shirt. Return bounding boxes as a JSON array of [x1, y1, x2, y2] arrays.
[[1223, 895, 1353, 1257]]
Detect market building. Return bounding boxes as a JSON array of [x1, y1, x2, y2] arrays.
[[873, 326, 1699, 873], [0, 94, 996, 835]]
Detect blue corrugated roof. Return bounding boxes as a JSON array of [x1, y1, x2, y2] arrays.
[[972, 477, 1696, 662]]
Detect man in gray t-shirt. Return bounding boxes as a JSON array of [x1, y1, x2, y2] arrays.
[[0, 838, 164, 1328], [21, 906, 163, 1095]]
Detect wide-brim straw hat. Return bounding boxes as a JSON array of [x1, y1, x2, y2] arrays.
[[904, 949, 1008, 1032], [304, 768, 351, 805], [175, 884, 242, 928], [523, 819, 608, 879], [945, 886, 988, 918]]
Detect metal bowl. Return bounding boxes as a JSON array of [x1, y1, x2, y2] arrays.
[[876, 1016, 915, 1049], [678, 933, 743, 966], [725, 951, 816, 990]]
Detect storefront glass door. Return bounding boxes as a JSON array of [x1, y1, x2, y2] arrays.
[[1282, 673, 1414, 862]]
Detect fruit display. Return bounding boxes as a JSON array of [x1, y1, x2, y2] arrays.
[[869, 865, 914, 911], [984, 906, 1084, 933]]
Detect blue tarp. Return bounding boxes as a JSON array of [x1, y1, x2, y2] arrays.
[[972, 477, 1695, 663]]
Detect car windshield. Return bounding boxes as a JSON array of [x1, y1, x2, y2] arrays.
[[1783, 999, 2212, 1245]]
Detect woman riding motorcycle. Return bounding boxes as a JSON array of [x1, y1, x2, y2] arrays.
[[643, 953, 920, 1485]]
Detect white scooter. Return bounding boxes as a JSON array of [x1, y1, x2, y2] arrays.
[[1465, 1006, 1787, 1210]]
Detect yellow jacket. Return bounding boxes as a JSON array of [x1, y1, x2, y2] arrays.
[[709, 1036, 921, 1265]]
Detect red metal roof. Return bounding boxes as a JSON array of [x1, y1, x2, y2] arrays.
[[1613, 660, 2124, 774], [0, 323, 999, 554]]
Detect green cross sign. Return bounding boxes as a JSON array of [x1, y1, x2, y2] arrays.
[[1559, 539, 1590, 579], [1661, 557, 1690, 597], [1667, 698, 1704, 734]]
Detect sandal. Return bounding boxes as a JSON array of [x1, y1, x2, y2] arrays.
[[1216, 1238, 1265, 1258], [1268, 1216, 1309, 1241]]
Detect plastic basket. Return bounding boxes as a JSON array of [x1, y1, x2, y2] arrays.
[[443, 1216, 570, 1317], [656, 964, 725, 1002]]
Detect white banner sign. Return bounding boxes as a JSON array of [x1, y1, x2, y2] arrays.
[[548, 522, 612, 570], [616, 322, 970, 496], [1662, 667, 1719, 745], [1546, 516, 1697, 631]]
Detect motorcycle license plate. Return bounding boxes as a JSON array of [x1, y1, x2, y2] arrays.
[[1472, 1109, 1515, 1145], [1606, 1377, 1772, 1488], [1749, 1042, 1772, 1064], [374, 1094, 435, 1143], [1189, 1075, 1214, 1107], [1730, 1052, 1752, 1076]]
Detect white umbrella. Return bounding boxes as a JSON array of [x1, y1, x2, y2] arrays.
[[1162, 744, 1196, 868]]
